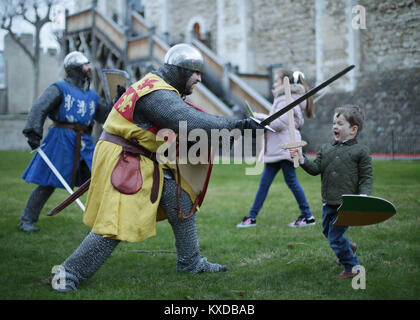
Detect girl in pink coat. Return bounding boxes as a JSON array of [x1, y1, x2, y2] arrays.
[[237, 69, 315, 228]]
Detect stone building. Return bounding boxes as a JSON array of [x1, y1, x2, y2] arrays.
[[141, 0, 420, 154], [2, 0, 419, 154], [0, 34, 61, 150], [3, 33, 62, 114], [0, 51, 6, 114], [71, 0, 420, 155]]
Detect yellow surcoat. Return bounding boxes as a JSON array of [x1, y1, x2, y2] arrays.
[[83, 73, 197, 242]]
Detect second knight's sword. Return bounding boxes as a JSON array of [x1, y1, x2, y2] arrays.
[[35, 147, 85, 212]]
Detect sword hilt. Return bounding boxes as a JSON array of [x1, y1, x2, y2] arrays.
[[250, 117, 276, 133]]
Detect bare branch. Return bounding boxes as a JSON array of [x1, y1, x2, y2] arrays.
[[20, 1, 35, 25], [39, 0, 53, 26], [0, 0, 57, 102], [45, 0, 53, 21], [33, 1, 40, 23], [0, 14, 12, 30]]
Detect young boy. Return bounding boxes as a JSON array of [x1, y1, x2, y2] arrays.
[[291, 105, 373, 278]]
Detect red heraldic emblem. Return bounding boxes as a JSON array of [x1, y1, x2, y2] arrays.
[[136, 78, 158, 91], [114, 78, 158, 122]]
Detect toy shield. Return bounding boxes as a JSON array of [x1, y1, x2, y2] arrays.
[[333, 195, 396, 226], [102, 69, 131, 104], [176, 100, 215, 207], [178, 156, 214, 207]]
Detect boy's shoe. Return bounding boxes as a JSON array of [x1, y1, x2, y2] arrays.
[[236, 216, 257, 228], [288, 215, 316, 227], [336, 266, 361, 279], [335, 265, 361, 279], [336, 242, 357, 265]]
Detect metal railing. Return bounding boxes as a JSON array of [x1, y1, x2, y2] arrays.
[[380, 132, 420, 159]]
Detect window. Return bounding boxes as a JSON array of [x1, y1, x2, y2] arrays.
[[193, 23, 201, 39]]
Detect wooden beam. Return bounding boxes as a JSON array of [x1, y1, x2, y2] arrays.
[[79, 32, 92, 57]]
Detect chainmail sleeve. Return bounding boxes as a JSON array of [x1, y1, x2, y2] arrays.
[[22, 84, 62, 140], [134, 89, 243, 135], [94, 96, 112, 124]]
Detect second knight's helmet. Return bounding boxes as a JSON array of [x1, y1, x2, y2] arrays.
[[164, 43, 204, 73], [64, 51, 89, 73], [63, 51, 91, 91]]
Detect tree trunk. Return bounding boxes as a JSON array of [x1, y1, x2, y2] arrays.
[[32, 27, 41, 104], [32, 60, 40, 104]]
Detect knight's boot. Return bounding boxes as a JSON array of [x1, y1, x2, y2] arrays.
[[18, 185, 55, 232], [160, 176, 227, 274], [52, 232, 120, 292]]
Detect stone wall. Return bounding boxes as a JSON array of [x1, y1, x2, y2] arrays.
[[0, 115, 30, 150], [4, 34, 34, 114], [250, 0, 316, 76], [4, 33, 62, 114], [3, 0, 419, 154], [301, 68, 420, 154], [97, 0, 420, 155], [301, 0, 420, 154], [360, 0, 419, 73], [143, 0, 218, 48]]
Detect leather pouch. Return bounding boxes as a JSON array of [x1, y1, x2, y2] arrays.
[[111, 149, 142, 194]]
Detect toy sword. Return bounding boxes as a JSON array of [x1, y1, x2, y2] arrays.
[[281, 76, 307, 168], [254, 65, 355, 128]]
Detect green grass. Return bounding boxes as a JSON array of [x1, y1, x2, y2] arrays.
[[1, 150, 419, 300]]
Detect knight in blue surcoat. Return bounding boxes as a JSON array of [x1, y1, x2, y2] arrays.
[[19, 51, 112, 232]]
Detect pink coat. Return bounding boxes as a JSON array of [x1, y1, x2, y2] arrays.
[[259, 84, 307, 163]]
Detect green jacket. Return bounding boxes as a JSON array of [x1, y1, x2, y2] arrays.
[[301, 139, 373, 205]]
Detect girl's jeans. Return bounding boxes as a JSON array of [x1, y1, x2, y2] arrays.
[[248, 161, 312, 220], [322, 204, 360, 271]]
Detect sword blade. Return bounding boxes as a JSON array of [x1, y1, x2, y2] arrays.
[[260, 65, 355, 126], [47, 179, 90, 216], [36, 147, 85, 212]]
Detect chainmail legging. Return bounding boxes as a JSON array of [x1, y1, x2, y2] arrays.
[[159, 177, 226, 274], [53, 177, 225, 292], [55, 231, 120, 292], [20, 185, 55, 224]]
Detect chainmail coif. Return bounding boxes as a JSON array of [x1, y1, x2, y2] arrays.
[[153, 63, 194, 97]]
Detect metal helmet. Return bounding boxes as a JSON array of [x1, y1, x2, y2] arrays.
[[64, 51, 89, 72], [164, 43, 204, 73]]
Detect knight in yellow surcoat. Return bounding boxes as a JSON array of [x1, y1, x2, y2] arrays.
[[52, 43, 264, 292]]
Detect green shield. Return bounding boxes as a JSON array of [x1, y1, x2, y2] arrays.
[[333, 195, 396, 226]]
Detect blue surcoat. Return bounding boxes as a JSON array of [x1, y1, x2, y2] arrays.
[[22, 81, 99, 188]]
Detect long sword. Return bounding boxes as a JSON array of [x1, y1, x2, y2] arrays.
[[47, 178, 90, 216], [35, 147, 85, 212], [259, 65, 355, 127]]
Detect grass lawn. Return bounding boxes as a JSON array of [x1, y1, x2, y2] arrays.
[[0, 150, 419, 300]]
